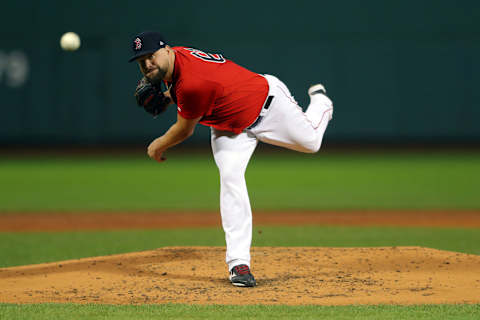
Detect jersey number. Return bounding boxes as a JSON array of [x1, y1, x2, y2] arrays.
[[184, 48, 226, 63]]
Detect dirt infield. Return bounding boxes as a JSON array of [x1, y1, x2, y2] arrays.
[[1, 210, 480, 232], [1, 246, 479, 305]]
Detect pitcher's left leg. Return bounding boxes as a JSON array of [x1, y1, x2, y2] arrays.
[[211, 128, 258, 273]]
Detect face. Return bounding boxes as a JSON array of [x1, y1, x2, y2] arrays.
[[136, 47, 170, 84]]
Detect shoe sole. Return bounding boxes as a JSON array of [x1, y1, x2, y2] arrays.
[[308, 84, 326, 96], [230, 276, 256, 287], [231, 281, 256, 287], [232, 282, 247, 287]]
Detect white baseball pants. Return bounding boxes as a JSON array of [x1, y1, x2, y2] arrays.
[[210, 75, 333, 271]]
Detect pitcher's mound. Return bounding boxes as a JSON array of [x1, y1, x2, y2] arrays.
[[1, 246, 479, 305]]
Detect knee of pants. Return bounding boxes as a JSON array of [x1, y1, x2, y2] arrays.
[[219, 166, 246, 185], [302, 138, 322, 154]]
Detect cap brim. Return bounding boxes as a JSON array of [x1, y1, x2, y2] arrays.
[[128, 49, 157, 63]]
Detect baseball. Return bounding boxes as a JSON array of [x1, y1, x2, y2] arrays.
[[60, 32, 81, 51]]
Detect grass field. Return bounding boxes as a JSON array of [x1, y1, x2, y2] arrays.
[[1, 151, 479, 319], [1, 303, 479, 320], [1, 226, 480, 268], [0, 151, 479, 211]]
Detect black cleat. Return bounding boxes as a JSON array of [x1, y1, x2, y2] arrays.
[[229, 264, 257, 287]]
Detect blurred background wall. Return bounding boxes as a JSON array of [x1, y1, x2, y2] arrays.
[[1, 0, 479, 147]]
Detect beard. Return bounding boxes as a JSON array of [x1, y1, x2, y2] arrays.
[[146, 67, 166, 85]]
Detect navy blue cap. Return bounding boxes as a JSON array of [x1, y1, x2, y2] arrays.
[[128, 31, 167, 62]]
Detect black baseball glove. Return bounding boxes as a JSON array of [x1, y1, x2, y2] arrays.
[[134, 77, 171, 117]]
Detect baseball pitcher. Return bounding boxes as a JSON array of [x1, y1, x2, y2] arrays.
[[129, 31, 333, 287]]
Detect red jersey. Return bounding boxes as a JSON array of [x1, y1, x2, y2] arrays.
[[168, 47, 269, 133]]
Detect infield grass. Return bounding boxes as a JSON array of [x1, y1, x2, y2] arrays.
[[1, 303, 479, 320], [1, 225, 479, 268], [0, 151, 479, 211]]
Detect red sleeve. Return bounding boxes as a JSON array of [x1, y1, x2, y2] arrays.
[[176, 79, 219, 119]]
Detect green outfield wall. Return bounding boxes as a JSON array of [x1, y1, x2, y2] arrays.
[[1, 1, 479, 145]]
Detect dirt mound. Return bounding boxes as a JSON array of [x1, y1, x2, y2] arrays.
[[1, 246, 479, 305]]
